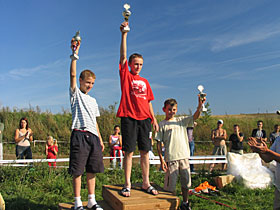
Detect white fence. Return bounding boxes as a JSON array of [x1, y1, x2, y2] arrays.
[[0, 155, 227, 167]]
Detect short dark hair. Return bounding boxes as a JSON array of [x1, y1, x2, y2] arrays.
[[114, 125, 120, 130], [164, 98, 177, 108], [128, 53, 143, 64], [79, 70, 96, 80], [257, 120, 263, 124], [19, 117, 29, 129], [274, 124, 279, 129], [233, 124, 239, 128]]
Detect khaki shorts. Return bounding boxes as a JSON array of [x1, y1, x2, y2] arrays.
[[212, 145, 227, 156], [164, 159, 191, 193], [274, 188, 280, 210]]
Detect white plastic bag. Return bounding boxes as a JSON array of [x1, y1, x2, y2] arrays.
[[227, 152, 274, 189]]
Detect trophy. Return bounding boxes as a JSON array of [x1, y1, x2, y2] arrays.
[[197, 85, 207, 112], [122, 3, 131, 32], [70, 31, 82, 60]]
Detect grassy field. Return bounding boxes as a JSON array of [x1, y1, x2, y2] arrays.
[[0, 107, 279, 209], [0, 164, 275, 210]]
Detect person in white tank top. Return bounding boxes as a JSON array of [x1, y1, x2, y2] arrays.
[[14, 117, 33, 159], [109, 125, 123, 168]]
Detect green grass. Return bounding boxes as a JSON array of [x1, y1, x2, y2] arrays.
[[0, 164, 275, 210]]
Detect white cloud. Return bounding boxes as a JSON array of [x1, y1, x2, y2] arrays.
[[211, 22, 280, 52], [6, 59, 66, 80]]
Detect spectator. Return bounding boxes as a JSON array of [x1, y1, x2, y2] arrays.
[[187, 122, 197, 172], [270, 125, 280, 145], [251, 120, 267, 142], [0, 121, 4, 161], [248, 137, 280, 210], [14, 117, 33, 159], [109, 125, 123, 169], [209, 119, 227, 172], [45, 136, 58, 168], [229, 124, 244, 155]]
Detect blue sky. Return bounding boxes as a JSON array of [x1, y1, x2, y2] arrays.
[[1, 0, 280, 115]]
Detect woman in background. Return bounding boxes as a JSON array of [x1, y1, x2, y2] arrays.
[[14, 117, 33, 159]]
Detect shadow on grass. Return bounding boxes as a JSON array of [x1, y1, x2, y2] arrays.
[[5, 197, 57, 210]]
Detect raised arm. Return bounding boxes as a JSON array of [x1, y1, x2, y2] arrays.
[[120, 22, 128, 65], [70, 39, 80, 91], [193, 95, 204, 121]]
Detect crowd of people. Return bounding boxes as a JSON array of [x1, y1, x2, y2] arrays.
[[0, 20, 279, 210]]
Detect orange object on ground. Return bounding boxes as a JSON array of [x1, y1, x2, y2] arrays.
[[195, 181, 216, 192]]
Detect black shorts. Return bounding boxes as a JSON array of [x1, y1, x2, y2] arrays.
[[69, 130, 104, 176], [121, 117, 151, 152]]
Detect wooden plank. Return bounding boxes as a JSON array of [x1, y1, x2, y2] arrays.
[[102, 184, 180, 210], [214, 175, 235, 189], [58, 200, 113, 210]]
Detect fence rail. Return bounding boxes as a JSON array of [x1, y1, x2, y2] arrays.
[[0, 155, 227, 166]]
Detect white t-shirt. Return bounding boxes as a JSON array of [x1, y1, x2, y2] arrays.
[[70, 86, 100, 137], [271, 136, 280, 190], [155, 116, 194, 162]]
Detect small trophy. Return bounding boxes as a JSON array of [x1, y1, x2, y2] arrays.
[[70, 31, 82, 60], [197, 85, 207, 112], [122, 3, 131, 32]]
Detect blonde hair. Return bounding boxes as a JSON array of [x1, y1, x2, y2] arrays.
[[79, 70, 96, 80]]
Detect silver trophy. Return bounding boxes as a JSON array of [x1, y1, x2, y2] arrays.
[[122, 4, 131, 32], [70, 31, 82, 60], [197, 85, 207, 112]]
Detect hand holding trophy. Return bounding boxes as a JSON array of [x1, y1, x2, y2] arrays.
[[122, 3, 131, 32], [70, 31, 82, 60], [197, 85, 207, 112]]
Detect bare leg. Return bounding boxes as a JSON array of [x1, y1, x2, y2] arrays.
[[87, 173, 96, 195], [182, 187, 189, 202], [209, 163, 215, 172], [122, 151, 133, 196], [140, 150, 158, 195], [73, 175, 82, 197]]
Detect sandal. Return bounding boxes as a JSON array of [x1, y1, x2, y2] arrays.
[[119, 187, 131, 197], [141, 185, 158, 196], [90, 204, 103, 210]]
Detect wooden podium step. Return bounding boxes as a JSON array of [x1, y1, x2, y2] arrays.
[[102, 184, 180, 210], [58, 200, 113, 210]]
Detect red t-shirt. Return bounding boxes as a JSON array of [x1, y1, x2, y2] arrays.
[[47, 145, 58, 159], [117, 60, 154, 121]]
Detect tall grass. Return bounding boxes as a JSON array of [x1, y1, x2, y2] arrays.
[[1, 105, 279, 156], [0, 164, 274, 210]]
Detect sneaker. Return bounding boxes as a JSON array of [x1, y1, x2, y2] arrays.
[[74, 206, 84, 210], [180, 202, 191, 210]]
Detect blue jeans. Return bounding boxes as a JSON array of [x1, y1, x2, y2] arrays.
[[189, 141, 195, 172], [16, 145, 32, 159]]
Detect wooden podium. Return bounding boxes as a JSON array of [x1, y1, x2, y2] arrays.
[[102, 184, 180, 210], [59, 184, 180, 210]]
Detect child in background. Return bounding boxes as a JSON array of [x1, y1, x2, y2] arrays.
[[45, 136, 58, 167], [109, 125, 123, 168]]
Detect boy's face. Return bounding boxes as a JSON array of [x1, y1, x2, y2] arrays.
[[79, 76, 95, 94], [163, 104, 177, 120], [233, 126, 239, 133], [129, 57, 143, 75]]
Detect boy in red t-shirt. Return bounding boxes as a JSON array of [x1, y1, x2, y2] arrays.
[[118, 22, 159, 197], [45, 136, 58, 167]]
